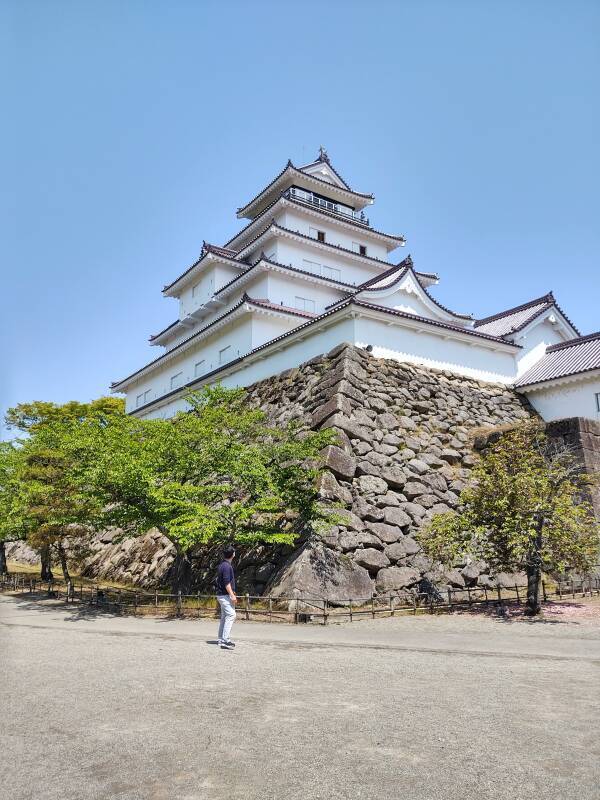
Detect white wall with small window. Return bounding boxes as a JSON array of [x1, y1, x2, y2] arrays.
[[275, 240, 379, 287], [135, 389, 152, 408], [279, 210, 391, 260], [170, 371, 183, 390], [263, 272, 347, 315], [178, 263, 242, 318]]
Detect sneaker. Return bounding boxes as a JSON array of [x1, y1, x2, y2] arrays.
[[225, 640, 235, 648], [220, 640, 234, 650]]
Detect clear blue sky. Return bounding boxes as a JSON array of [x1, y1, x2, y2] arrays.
[[3, 0, 599, 436]]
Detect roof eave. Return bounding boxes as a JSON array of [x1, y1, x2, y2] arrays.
[[516, 367, 600, 392]]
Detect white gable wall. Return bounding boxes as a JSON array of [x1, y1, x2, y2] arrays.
[[513, 317, 570, 377]]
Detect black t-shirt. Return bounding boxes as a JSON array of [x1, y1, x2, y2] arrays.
[[216, 560, 235, 595]]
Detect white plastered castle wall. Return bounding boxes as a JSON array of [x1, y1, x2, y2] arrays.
[[264, 272, 346, 314], [275, 239, 380, 286], [125, 309, 304, 414], [179, 263, 241, 318], [354, 316, 517, 384], [278, 209, 391, 260], [513, 317, 569, 377], [522, 374, 600, 422]]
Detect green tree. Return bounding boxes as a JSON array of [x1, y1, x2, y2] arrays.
[[5, 398, 126, 582], [418, 421, 599, 615], [0, 442, 29, 575], [90, 386, 335, 593]]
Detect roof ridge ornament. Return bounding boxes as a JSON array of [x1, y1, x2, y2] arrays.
[[317, 145, 330, 164]]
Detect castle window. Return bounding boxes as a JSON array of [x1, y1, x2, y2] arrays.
[[295, 296, 316, 313], [170, 372, 183, 390], [192, 283, 199, 298], [321, 265, 341, 282], [136, 390, 151, 407], [317, 230, 325, 242], [595, 392, 600, 413], [219, 346, 231, 364], [352, 242, 367, 256], [194, 360, 205, 377]]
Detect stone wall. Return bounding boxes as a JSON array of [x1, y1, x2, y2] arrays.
[[17, 344, 595, 599], [546, 417, 600, 520], [247, 343, 535, 600]]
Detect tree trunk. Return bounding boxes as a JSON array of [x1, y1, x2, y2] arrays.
[[524, 562, 542, 616], [524, 517, 544, 616], [40, 544, 53, 581], [0, 541, 7, 575], [56, 541, 71, 583], [170, 547, 193, 596]]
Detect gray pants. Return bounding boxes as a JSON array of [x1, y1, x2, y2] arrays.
[[217, 595, 236, 641]]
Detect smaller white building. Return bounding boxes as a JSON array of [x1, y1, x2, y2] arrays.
[[515, 332, 600, 422], [110, 150, 596, 424]]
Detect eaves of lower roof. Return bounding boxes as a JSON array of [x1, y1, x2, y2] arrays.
[[515, 366, 600, 391], [236, 222, 406, 271], [228, 194, 402, 252]]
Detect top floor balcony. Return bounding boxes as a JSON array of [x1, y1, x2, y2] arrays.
[[283, 187, 370, 226]]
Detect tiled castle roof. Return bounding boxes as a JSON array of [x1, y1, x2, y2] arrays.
[[236, 159, 374, 218], [515, 331, 600, 388], [474, 293, 580, 339]]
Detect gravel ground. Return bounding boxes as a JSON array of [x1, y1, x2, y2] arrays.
[[2, 594, 599, 800]]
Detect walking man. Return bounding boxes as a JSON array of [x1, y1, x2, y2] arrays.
[[216, 545, 237, 650]]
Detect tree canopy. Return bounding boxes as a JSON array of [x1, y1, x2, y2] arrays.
[[2, 387, 335, 591], [418, 421, 599, 614]]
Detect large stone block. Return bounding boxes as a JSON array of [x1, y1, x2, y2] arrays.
[[382, 507, 411, 528], [268, 542, 373, 604], [353, 547, 390, 572], [321, 445, 357, 480], [311, 394, 352, 428], [365, 522, 403, 544], [375, 566, 420, 592]]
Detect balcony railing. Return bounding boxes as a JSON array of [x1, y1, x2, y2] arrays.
[[284, 187, 370, 226]]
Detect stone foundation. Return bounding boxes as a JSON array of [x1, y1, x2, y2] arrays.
[[9, 346, 599, 599]]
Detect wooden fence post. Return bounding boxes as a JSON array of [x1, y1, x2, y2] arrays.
[[268, 596, 272, 623], [514, 584, 521, 605], [371, 597, 375, 619], [542, 581, 547, 602], [176, 591, 182, 617], [324, 598, 328, 626], [349, 598, 353, 623], [245, 593, 250, 621]]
